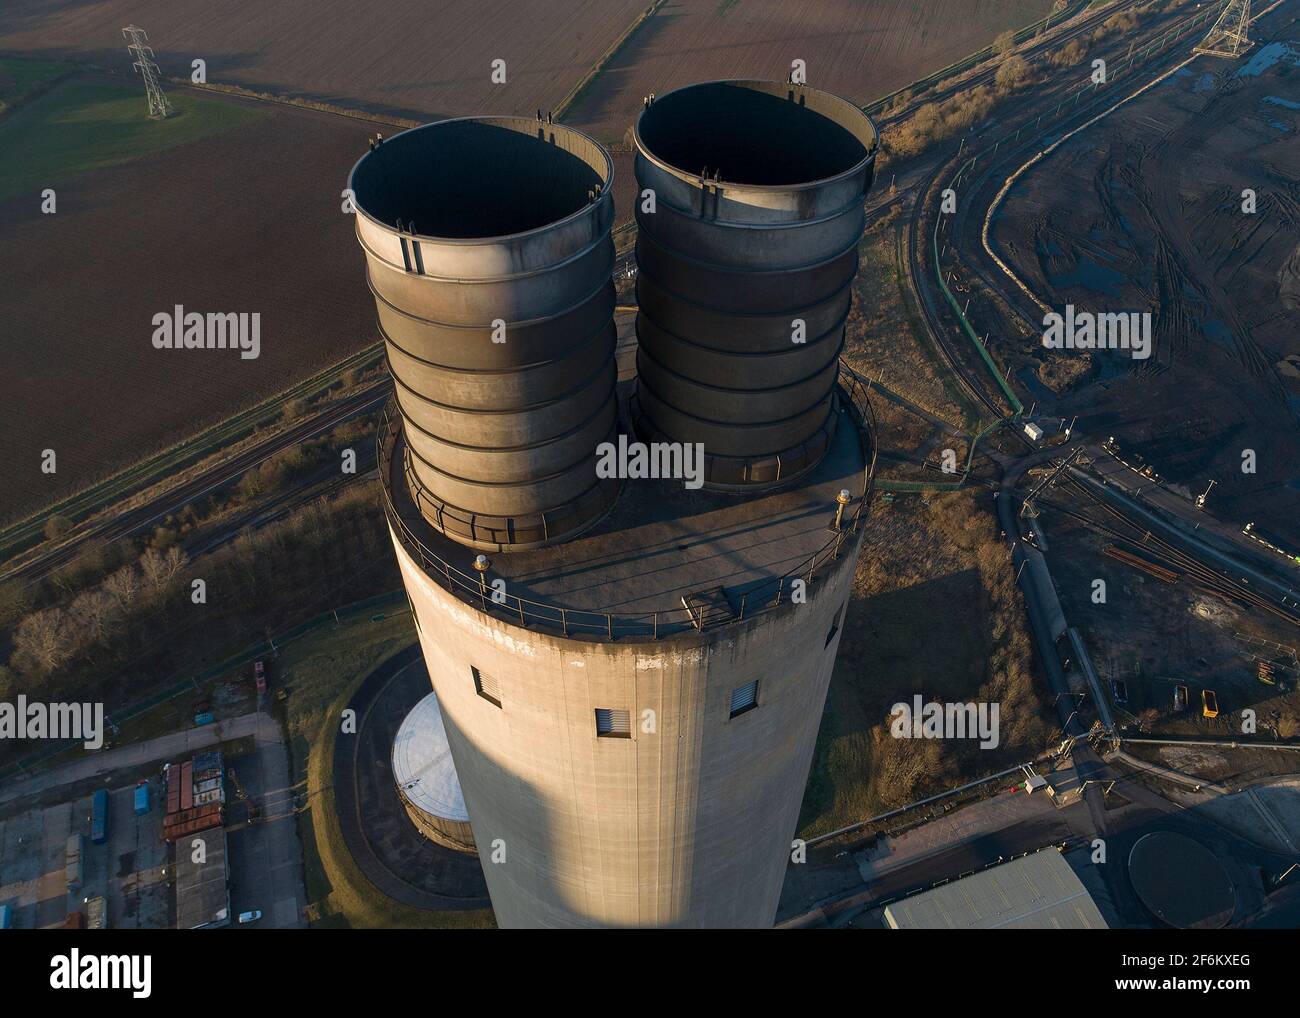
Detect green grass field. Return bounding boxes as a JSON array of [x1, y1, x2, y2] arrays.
[[0, 56, 73, 108], [0, 73, 261, 201], [278, 613, 495, 928]]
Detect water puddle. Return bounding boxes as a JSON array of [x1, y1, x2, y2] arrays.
[[1048, 256, 1128, 298], [1234, 41, 1299, 78]]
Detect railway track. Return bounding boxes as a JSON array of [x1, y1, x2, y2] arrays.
[[873, 0, 1154, 128], [905, 181, 1007, 421], [1, 381, 392, 583], [1044, 472, 1300, 629], [898, 0, 1200, 425]]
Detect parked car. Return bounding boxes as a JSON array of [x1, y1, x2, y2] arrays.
[[1110, 679, 1128, 707], [238, 910, 262, 924]]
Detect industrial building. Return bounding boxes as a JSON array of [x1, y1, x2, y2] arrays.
[[163, 751, 225, 843], [392, 691, 475, 852], [350, 81, 879, 927], [173, 827, 230, 930], [883, 850, 1108, 929]]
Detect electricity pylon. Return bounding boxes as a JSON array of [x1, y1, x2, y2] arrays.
[[122, 25, 173, 118], [1194, 0, 1253, 58]]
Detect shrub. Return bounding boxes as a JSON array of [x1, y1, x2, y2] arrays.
[[995, 55, 1032, 94], [43, 514, 73, 541]]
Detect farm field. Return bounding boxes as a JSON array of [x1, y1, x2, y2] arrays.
[[0, 54, 69, 108], [0, 0, 650, 121], [0, 76, 258, 200], [564, 0, 1056, 220], [989, 26, 1300, 547], [0, 75, 391, 524]]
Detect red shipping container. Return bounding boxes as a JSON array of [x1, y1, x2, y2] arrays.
[[180, 761, 193, 811], [166, 766, 181, 815], [162, 809, 223, 843]]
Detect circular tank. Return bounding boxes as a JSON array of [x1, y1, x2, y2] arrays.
[[349, 117, 620, 549], [391, 690, 476, 854], [632, 81, 877, 489], [1128, 831, 1234, 928]]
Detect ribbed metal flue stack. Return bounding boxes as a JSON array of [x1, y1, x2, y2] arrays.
[[349, 117, 619, 550], [632, 81, 877, 490]]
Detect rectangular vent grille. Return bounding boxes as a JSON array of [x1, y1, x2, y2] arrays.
[[729, 681, 759, 719], [595, 708, 632, 738], [472, 666, 501, 708]]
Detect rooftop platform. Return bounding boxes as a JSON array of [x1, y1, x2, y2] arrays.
[[382, 363, 876, 640]]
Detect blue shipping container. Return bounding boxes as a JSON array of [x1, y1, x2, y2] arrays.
[[90, 789, 109, 845], [133, 783, 150, 816], [0, 904, 11, 929]]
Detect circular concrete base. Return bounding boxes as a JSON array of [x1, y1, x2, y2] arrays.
[[332, 645, 489, 910], [1129, 831, 1234, 929]]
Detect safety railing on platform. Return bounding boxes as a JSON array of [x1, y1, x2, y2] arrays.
[[378, 361, 879, 640]]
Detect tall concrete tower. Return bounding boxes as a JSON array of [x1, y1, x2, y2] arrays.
[[350, 85, 878, 928]]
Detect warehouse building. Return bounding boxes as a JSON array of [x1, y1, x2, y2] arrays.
[[883, 849, 1107, 929], [174, 827, 230, 930]]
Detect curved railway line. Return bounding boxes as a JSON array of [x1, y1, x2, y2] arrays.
[[903, 0, 1229, 427]]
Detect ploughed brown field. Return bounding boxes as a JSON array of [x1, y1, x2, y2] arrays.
[[0, 0, 1055, 522], [0, 84, 388, 524], [0, 0, 649, 120], [563, 0, 1055, 218]]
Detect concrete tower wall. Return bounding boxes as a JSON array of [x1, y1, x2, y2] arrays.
[[390, 527, 862, 928]]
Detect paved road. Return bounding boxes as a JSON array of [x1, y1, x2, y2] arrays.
[[0, 711, 272, 806], [225, 709, 309, 928]]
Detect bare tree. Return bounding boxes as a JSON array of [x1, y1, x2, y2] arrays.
[[43, 514, 73, 542], [13, 607, 71, 673], [0, 579, 33, 628], [995, 55, 1031, 94], [104, 564, 141, 611], [140, 545, 188, 593], [70, 588, 118, 645]]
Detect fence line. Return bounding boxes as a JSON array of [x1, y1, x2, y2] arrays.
[[380, 365, 879, 641]]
